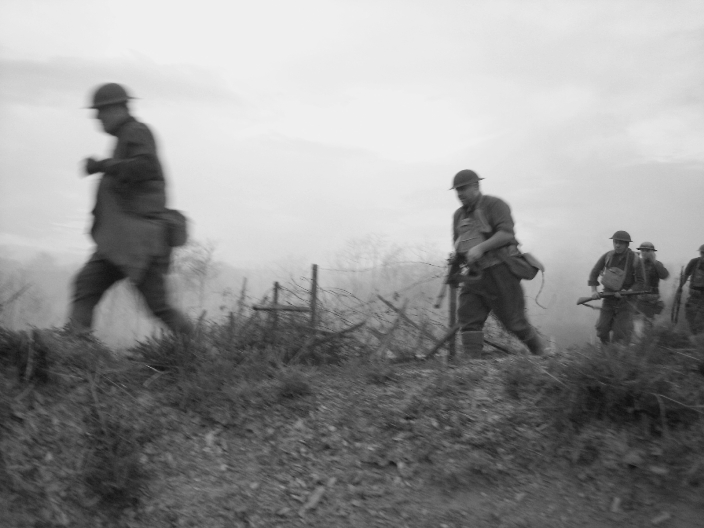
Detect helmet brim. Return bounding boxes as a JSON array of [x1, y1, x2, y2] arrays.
[[450, 178, 484, 190], [86, 96, 136, 109]]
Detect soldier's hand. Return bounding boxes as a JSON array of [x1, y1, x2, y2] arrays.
[[84, 157, 104, 175], [614, 292, 622, 299], [590, 291, 600, 300], [465, 246, 484, 265]]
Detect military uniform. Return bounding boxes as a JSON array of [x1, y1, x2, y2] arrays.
[[634, 242, 669, 321], [70, 84, 190, 335], [450, 170, 542, 358], [588, 238, 645, 344], [682, 251, 704, 335]]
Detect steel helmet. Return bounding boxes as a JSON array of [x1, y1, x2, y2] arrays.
[[89, 83, 134, 109], [450, 169, 484, 189], [637, 241, 656, 251], [699, 244, 704, 252], [610, 230, 632, 243]]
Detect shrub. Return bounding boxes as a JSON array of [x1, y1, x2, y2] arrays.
[[536, 337, 704, 433], [275, 369, 313, 400], [83, 379, 150, 509], [500, 355, 545, 400]]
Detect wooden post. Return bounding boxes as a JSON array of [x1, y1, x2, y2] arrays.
[[448, 284, 457, 358], [310, 264, 318, 331], [236, 277, 248, 320], [272, 281, 280, 341], [424, 323, 462, 359]]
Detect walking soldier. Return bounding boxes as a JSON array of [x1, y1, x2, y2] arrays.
[[588, 231, 645, 345], [69, 83, 192, 336], [634, 242, 669, 324], [679, 244, 704, 335], [449, 169, 543, 359]]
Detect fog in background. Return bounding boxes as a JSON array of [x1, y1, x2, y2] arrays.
[[1, 0, 702, 347]]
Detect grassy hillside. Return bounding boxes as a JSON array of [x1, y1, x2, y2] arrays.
[[1, 318, 703, 528]]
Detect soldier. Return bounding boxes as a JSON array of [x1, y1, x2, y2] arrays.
[[588, 231, 645, 345], [68, 83, 192, 337], [679, 244, 704, 335], [634, 242, 669, 326], [450, 169, 543, 358]]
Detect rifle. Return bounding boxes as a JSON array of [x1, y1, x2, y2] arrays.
[[434, 253, 482, 308], [576, 290, 649, 306], [671, 266, 684, 324]]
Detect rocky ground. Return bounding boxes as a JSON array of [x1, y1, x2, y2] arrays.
[[1, 330, 703, 528]]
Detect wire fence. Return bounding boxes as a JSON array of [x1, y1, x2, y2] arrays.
[[209, 258, 535, 362]]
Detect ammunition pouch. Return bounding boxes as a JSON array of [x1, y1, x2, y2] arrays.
[[499, 250, 544, 281], [600, 250, 632, 291]]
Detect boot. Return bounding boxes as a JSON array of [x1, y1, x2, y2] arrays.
[[461, 331, 485, 359], [523, 330, 544, 356]]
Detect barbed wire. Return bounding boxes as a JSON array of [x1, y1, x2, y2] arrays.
[[319, 261, 445, 273]]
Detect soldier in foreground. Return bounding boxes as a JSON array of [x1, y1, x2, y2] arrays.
[[588, 231, 645, 345], [679, 244, 704, 335], [634, 242, 669, 326], [68, 83, 191, 336], [450, 169, 543, 359]]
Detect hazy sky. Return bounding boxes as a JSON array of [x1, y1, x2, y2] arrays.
[[1, 0, 703, 275]]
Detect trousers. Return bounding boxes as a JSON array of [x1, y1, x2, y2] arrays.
[[457, 263, 535, 343], [595, 296, 634, 344], [685, 289, 704, 335], [69, 252, 191, 335]]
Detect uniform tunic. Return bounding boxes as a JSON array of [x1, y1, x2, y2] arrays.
[[91, 116, 169, 282]]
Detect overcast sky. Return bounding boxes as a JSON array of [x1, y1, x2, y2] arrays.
[[1, 0, 703, 276]]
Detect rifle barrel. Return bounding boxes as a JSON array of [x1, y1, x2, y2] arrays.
[[576, 290, 648, 306]]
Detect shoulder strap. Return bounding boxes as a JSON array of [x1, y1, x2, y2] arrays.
[[473, 196, 494, 236]]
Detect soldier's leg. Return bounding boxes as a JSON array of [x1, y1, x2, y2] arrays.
[[685, 291, 704, 335], [136, 256, 192, 335], [595, 300, 617, 344], [612, 298, 635, 344], [457, 286, 491, 358], [69, 253, 123, 334], [484, 264, 543, 355], [696, 295, 704, 335]]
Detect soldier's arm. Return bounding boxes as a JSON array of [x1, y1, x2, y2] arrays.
[[680, 259, 696, 288], [654, 261, 669, 280], [103, 124, 162, 184], [588, 254, 606, 289]]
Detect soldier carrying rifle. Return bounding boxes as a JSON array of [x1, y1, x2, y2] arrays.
[[587, 231, 645, 345], [446, 169, 543, 359], [679, 244, 704, 336]]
